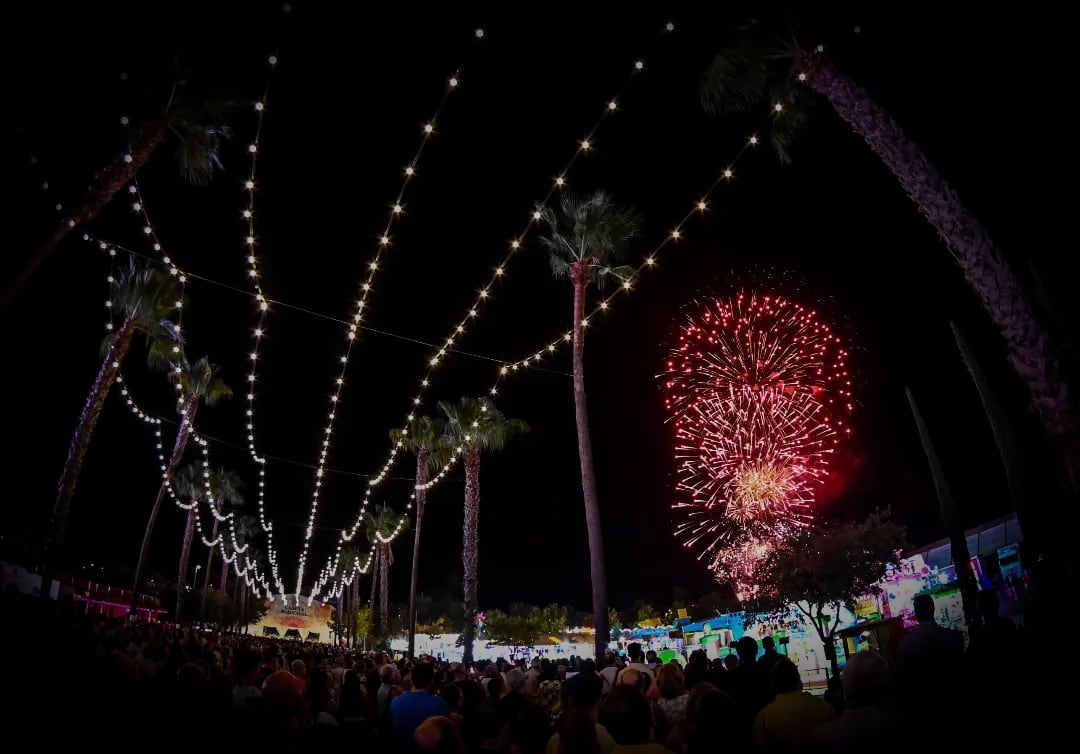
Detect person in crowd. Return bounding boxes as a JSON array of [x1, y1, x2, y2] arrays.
[[758, 635, 782, 673], [682, 649, 711, 690], [615, 643, 655, 691], [653, 662, 689, 742], [377, 662, 403, 732], [232, 648, 263, 711], [391, 662, 450, 752], [815, 650, 902, 752], [752, 658, 835, 751], [894, 593, 965, 697], [547, 672, 616, 754], [510, 701, 554, 754], [600, 685, 668, 754], [726, 636, 772, 740], [644, 650, 659, 671], [415, 715, 466, 754], [668, 682, 736, 754]]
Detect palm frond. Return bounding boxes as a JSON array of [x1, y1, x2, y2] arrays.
[[701, 40, 770, 114], [549, 253, 572, 279], [595, 264, 635, 292], [173, 118, 230, 187], [538, 191, 640, 282]]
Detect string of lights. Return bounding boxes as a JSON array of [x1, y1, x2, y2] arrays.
[[293, 28, 485, 597], [310, 22, 679, 599], [314, 121, 778, 594], [237, 52, 285, 595]]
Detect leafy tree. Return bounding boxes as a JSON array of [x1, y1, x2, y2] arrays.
[[439, 396, 528, 664], [635, 603, 657, 627], [365, 505, 408, 641], [390, 415, 447, 657], [702, 22, 1079, 484], [171, 462, 203, 618], [537, 190, 640, 659], [131, 356, 230, 612], [484, 606, 547, 648], [42, 260, 182, 591], [747, 510, 905, 678], [200, 468, 245, 617]]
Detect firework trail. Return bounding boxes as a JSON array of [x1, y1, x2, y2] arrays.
[[662, 291, 851, 593]]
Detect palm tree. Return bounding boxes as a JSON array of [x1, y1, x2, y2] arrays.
[[390, 415, 447, 658], [2, 92, 231, 309], [439, 396, 529, 664], [536, 192, 639, 660], [906, 388, 981, 631], [41, 260, 182, 594], [216, 513, 256, 625], [702, 31, 1079, 488], [200, 468, 245, 618], [171, 462, 204, 619], [364, 506, 408, 642], [130, 357, 231, 613], [339, 544, 365, 647]]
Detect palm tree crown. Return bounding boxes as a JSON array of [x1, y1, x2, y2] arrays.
[[438, 397, 529, 452], [390, 415, 448, 469], [175, 356, 232, 407], [536, 191, 640, 289], [109, 260, 186, 367], [365, 506, 409, 544], [208, 466, 245, 508], [172, 463, 204, 501]]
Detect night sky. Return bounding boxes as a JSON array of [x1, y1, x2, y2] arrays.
[[3, 2, 1073, 612]]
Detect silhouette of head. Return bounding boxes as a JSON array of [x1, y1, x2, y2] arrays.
[[600, 685, 651, 745], [842, 650, 889, 707], [771, 658, 802, 693], [761, 636, 775, 651], [976, 589, 1000, 618], [627, 642, 645, 663], [412, 662, 435, 691], [913, 594, 936, 622], [736, 636, 759, 663], [415, 715, 465, 753]]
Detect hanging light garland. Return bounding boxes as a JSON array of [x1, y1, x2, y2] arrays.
[[312, 23, 678, 596], [294, 28, 485, 597]]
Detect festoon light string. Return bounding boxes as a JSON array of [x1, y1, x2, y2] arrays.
[[317, 114, 780, 592], [293, 28, 485, 598], [311, 21, 678, 600]]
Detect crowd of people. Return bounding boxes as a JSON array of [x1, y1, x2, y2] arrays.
[[4, 589, 1047, 751]]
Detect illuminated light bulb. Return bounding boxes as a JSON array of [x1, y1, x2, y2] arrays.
[[248, 144, 258, 153], [268, 55, 278, 65], [259, 301, 268, 311], [723, 168, 733, 179], [798, 72, 807, 82], [608, 100, 618, 111], [369, 261, 378, 270], [646, 256, 656, 266], [245, 180, 255, 190], [623, 280, 632, 290], [243, 209, 252, 218], [123, 154, 133, 163], [362, 283, 371, 291], [580, 139, 591, 151], [479, 290, 489, 299], [380, 234, 390, 245], [475, 27, 484, 37], [340, 356, 347, 364], [413, 397, 421, 405], [254, 328, 263, 337], [774, 103, 783, 112], [392, 204, 402, 214], [143, 226, 152, 234], [469, 308, 478, 317], [671, 229, 682, 239], [335, 377, 344, 385], [132, 202, 141, 211], [421, 378, 429, 386], [564, 332, 572, 341], [555, 176, 566, 187], [495, 266, 504, 276], [423, 123, 434, 134], [599, 301, 609, 310], [635, 60, 644, 70], [405, 166, 414, 176], [449, 77, 458, 87], [532, 210, 542, 221], [697, 200, 708, 211], [666, 21, 675, 31], [582, 317, 590, 327], [347, 331, 355, 340], [255, 101, 265, 111]]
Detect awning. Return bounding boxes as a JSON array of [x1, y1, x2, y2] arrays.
[[263, 626, 280, 637], [284, 628, 302, 640], [305, 632, 321, 642]]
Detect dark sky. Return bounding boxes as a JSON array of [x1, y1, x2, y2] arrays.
[[3, 2, 1073, 611]]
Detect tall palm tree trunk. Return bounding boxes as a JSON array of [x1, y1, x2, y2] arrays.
[[461, 444, 481, 664], [351, 575, 360, 648], [407, 451, 429, 658], [570, 262, 610, 660], [906, 388, 982, 631], [130, 396, 199, 616], [1, 117, 173, 310], [201, 512, 221, 618], [218, 546, 229, 626], [42, 318, 136, 595], [798, 53, 1079, 487], [380, 545, 390, 640], [370, 549, 380, 640], [175, 505, 197, 619]]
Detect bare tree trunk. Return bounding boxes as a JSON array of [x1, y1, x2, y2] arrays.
[[461, 444, 480, 664], [407, 451, 428, 658], [570, 262, 610, 660], [130, 397, 199, 616], [798, 52, 1079, 490], [1, 116, 172, 310], [201, 510, 221, 619], [42, 319, 135, 594], [176, 504, 197, 619]]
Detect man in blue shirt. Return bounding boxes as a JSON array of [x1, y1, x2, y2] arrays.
[[391, 661, 449, 751]]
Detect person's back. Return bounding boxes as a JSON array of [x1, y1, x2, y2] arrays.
[[815, 650, 902, 754], [727, 636, 772, 740], [392, 662, 449, 752], [753, 659, 834, 752], [895, 594, 965, 697], [600, 685, 668, 754]]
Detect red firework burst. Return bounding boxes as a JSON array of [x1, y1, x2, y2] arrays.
[[663, 291, 853, 590]]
